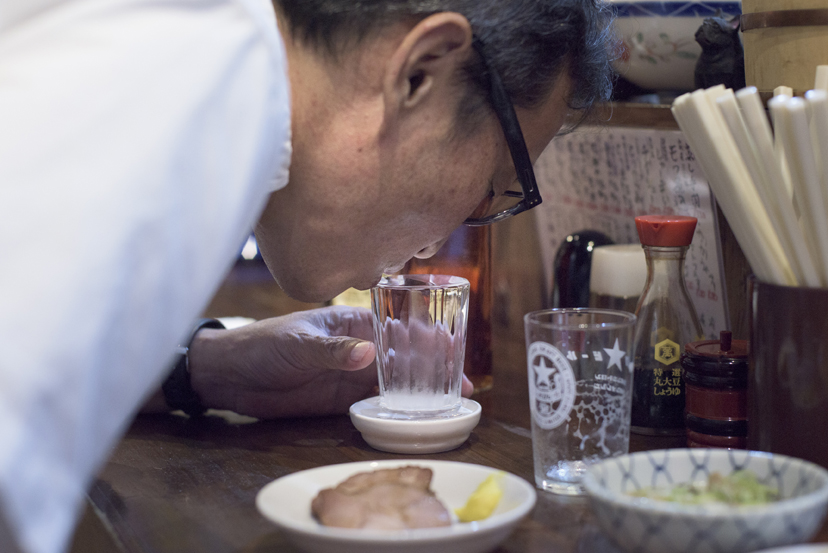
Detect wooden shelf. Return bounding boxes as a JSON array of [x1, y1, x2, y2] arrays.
[[592, 101, 679, 130]]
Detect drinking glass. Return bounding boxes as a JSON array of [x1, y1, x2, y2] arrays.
[[524, 308, 636, 495], [405, 226, 493, 393], [371, 274, 469, 417]]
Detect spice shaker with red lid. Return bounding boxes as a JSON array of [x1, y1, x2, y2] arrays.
[[681, 330, 749, 449]]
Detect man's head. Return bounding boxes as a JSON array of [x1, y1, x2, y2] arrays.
[[256, 0, 615, 302]]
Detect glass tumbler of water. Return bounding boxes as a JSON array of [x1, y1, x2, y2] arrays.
[[371, 274, 469, 417], [524, 308, 636, 495]]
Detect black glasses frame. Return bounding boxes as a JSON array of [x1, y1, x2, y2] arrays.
[[463, 37, 543, 226]]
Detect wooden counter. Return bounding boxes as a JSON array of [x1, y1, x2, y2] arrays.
[[71, 365, 828, 553], [70, 374, 686, 553]]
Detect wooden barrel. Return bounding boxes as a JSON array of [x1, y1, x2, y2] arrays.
[[742, 0, 828, 94]]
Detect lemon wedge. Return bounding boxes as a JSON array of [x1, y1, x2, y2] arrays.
[[455, 472, 505, 522]]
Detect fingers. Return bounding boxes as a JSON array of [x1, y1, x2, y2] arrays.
[[248, 308, 377, 376], [348, 341, 376, 369], [294, 335, 376, 372], [461, 373, 474, 397], [314, 305, 375, 342]]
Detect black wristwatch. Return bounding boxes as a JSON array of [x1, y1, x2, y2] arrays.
[[162, 318, 225, 417]]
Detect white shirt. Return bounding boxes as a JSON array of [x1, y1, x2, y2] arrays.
[[0, 1, 291, 552]]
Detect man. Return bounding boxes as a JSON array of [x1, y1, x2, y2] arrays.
[[0, 0, 613, 551]]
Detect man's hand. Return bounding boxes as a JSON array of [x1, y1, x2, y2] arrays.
[[178, 306, 473, 419]]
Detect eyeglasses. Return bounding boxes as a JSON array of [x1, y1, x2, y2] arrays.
[[463, 37, 543, 226]]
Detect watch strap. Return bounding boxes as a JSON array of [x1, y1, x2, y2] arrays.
[[162, 318, 225, 416]]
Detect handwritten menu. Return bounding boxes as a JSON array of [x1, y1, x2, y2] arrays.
[[533, 126, 729, 338]]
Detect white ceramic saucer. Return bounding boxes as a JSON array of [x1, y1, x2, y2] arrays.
[[349, 396, 481, 454]]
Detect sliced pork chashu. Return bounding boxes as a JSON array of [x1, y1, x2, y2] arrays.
[[311, 466, 451, 530]]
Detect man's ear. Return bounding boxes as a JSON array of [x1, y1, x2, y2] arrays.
[[383, 13, 473, 113]]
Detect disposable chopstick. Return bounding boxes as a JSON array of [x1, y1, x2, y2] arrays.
[[775, 86, 794, 97], [770, 96, 828, 284], [695, 88, 775, 281], [770, 91, 796, 204], [805, 91, 828, 283], [804, 89, 828, 225], [715, 91, 806, 285], [735, 88, 822, 287], [816, 66, 828, 91], [700, 87, 795, 285], [671, 94, 766, 278], [672, 90, 794, 285]]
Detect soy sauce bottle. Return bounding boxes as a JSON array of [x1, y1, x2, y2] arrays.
[[631, 215, 703, 436]]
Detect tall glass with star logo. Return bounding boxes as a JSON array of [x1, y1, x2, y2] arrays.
[[524, 308, 636, 495], [631, 215, 704, 436]]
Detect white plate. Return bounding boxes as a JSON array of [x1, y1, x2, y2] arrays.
[[349, 396, 481, 454], [255, 459, 536, 553]]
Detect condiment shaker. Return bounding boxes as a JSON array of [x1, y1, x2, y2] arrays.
[[681, 330, 749, 449]]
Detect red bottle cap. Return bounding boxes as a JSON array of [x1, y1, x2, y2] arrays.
[[635, 215, 698, 247]]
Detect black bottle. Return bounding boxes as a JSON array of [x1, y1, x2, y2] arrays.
[[552, 230, 613, 308]]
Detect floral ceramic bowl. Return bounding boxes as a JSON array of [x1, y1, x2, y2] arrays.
[[582, 448, 828, 553], [611, 1, 741, 92]]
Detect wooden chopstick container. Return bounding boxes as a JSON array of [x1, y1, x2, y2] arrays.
[[747, 277, 828, 469], [742, 0, 828, 95]]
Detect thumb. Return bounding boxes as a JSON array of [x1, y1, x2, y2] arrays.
[[311, 337, 376, 371]]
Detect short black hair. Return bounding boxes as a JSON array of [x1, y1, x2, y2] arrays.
[[275, 0, 615, 129]]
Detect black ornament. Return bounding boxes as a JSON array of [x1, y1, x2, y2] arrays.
[[694, 15, 746, 91]]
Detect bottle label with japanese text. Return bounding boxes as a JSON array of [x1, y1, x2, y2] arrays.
[[653, 338, 682, 397]]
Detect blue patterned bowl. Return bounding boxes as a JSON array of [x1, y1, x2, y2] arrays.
[[611, 1, 742, 91], [582, 449, 828, 553]]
